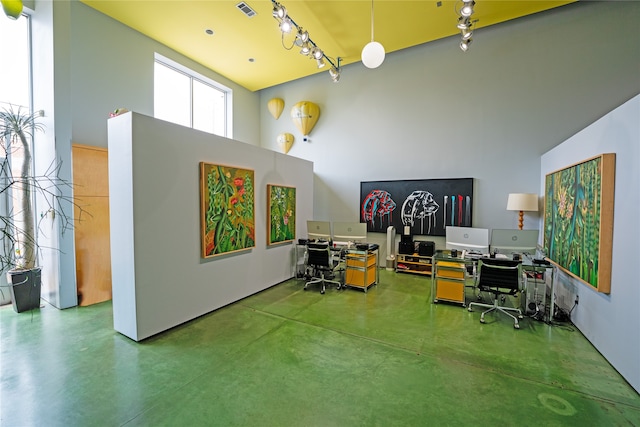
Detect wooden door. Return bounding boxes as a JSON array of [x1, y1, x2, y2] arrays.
[[72, 144, 112, 306]]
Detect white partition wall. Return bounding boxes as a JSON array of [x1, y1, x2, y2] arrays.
[[541, 95, 640, 393], [108, 112, 313, 341]]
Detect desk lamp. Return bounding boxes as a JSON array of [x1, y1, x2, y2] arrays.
[[507, 193, 538, 230]]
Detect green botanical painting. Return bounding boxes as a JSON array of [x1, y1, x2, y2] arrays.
[[200, 163, 255, 258], [543, 154, 615, 293], [267, 185, 296, 246]]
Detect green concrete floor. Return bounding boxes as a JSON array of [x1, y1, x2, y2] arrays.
[[1, 269, 639, 426]]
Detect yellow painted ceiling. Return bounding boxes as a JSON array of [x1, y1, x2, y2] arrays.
[[80, 0, 576, 92]]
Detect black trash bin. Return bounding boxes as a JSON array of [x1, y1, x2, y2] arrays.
[[8, 268, 42, 313]]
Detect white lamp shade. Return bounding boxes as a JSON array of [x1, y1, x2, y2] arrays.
[[361, 41, 385, 68], [507, 193, 539, 212]]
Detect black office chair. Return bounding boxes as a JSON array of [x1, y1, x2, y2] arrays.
[[304, 242, 342, 294], [467, 257, 524, 329]]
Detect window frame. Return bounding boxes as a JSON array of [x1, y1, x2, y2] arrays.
[[154, 53, 233, 139]]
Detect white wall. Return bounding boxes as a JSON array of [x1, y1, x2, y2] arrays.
[[259, 1, 640, 261], [30, 0, 77, 308], [108, 112, 313, 341], [541, 95, 640, 393]]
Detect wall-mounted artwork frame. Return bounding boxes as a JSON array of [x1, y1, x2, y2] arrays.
[[543, 153, 615, 293], [267, 184, 296, 246], [360, 178, 473, 236], [200, 162, 255, 258]]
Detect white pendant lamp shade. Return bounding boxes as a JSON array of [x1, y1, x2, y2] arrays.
[[361, 0, 385, 69], [362, 41, 385, 69]]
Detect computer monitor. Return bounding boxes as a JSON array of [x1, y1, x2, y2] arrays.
[[490, 229, 539, 255], [445, 226, 489, 253], [332, 222, 367, 242], [306, 220, 331, 241]]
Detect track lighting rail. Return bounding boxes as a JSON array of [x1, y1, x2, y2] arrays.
[[271, 0, 341, 82]]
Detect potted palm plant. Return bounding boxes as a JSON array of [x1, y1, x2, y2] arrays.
[[1, 106, 77, 312]]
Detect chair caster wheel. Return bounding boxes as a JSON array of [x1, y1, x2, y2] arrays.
[[320, 290, 325, 294], [514, 324, 520, 329], [303, 287, 307, 291], [518, 315, 524, 319], [480, 318, 485, 324], [467, 308, 472, 312]]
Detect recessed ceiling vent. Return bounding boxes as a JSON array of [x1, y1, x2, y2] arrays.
[[236, 2, 257, 18]]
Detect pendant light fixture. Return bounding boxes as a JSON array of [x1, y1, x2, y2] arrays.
[[361, 0, 385, 69]]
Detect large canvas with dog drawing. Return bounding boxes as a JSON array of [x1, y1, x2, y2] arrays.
[[360, 178, 473, 236]]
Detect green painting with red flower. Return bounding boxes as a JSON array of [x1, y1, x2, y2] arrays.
[[543, 154, 615, 293], [200, 163, 255, 258], [267, 185, 296, 246]]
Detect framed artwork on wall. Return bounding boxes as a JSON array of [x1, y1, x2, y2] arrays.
[[267, 184, 296, 246], [543, 153, 615, 293], [360, 178, 473, 236], [200, 162, 255, 258]]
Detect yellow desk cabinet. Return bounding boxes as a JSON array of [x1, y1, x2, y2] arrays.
[[434, 260, 466, 306], [345, 250, 378, 292]]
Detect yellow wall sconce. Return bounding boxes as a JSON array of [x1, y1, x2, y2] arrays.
[[277, 133, 295, 154], [2, 0, 23, 19], [267, 98, 285, 120], [290, 101, 319, 137]]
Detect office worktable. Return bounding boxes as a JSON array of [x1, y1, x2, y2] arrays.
[[431, 250, 556, 314]]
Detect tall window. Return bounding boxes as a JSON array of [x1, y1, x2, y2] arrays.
[[154, 54, 232, 138], [0, 13, 30, 110], [0, 13, 32, 270]]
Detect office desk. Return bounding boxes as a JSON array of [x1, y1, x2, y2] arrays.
[[431, 250, 555, 313]]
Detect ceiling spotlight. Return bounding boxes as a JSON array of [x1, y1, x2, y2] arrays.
[[279, 17, 292, 33], [329, 67, 340, 83], [460, 38, 473, 52], [311, 47, 324, 60], [457, 16, 471, 30], [316, 58, 326, 68], [296, 28, 310, 44], [272, 2, 287, 19], [460, 1, 475, 18], [299, 42, 311, 56], [461, 28, 473, 40]]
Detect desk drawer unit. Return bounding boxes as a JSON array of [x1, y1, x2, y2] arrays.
[[434, 261, 466, 306], [435, 278, 465, 303], [345, 253, 377, 291], [436, 262, 465, 279]]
